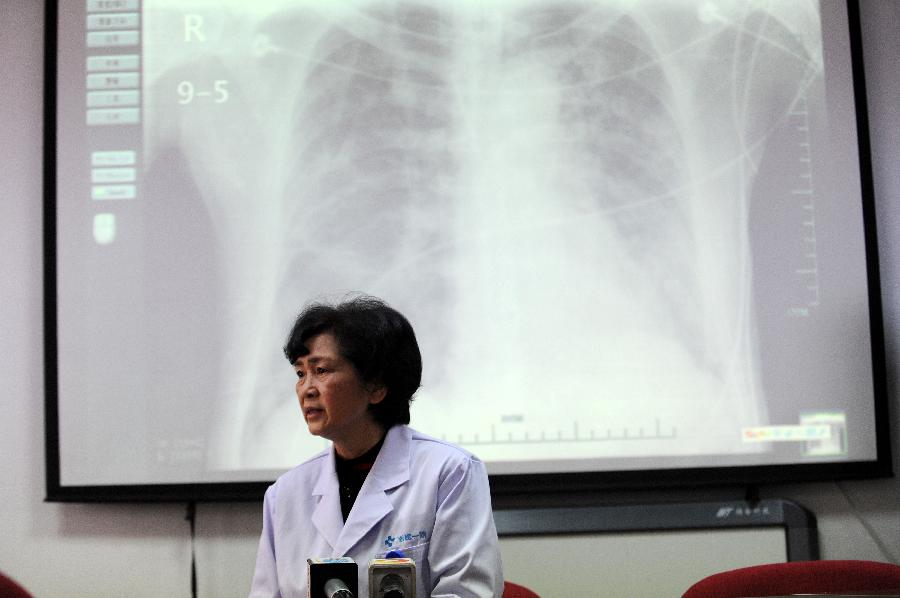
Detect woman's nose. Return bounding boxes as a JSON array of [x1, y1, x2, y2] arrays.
[[296, 376, 314, 394], [299, 378, 318, 396]]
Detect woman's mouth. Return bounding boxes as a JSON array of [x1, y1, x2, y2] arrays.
[[304, 407, 324, 420]]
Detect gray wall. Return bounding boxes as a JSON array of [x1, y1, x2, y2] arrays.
[[1, 1, 898, 596]]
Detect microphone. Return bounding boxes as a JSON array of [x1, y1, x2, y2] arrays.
[[368, 558, 416, 598], [324, 578, 354, 598], [307, 557, 358, 598]]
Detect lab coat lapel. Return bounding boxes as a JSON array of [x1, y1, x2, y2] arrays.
[[310, 449, 344, 554], [334, 426, 411, 556]]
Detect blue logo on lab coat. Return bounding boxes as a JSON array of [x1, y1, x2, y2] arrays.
[[384, 530, 427, 548]]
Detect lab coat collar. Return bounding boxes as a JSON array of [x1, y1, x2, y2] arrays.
[[310, 425, 412, 557], [310, 449, 342, 552]]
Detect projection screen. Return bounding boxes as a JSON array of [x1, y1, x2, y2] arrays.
[[46, 0, 891, 500]]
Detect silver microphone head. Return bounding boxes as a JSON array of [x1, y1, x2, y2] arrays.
[[324, 577, 355, 598]]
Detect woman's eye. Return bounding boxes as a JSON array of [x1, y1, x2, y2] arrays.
[[316, 367, 328, 375], [295, 370, 304, 379]]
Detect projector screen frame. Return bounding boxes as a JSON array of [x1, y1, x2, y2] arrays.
[[43, 0, 893, 503]]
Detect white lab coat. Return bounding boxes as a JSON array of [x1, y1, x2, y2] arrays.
[[249, 425, 503, 598]]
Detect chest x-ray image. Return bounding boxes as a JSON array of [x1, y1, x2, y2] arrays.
[[54, 0, 875, 485]]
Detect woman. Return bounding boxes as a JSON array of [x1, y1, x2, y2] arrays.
[[249, 296, 503, 597]]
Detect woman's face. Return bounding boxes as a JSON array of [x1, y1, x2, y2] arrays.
[[293, 332, 386, 456]]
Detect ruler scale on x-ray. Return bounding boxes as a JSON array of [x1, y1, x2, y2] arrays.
[[446, 418, 677, 446], [789, 95, 821, 317]]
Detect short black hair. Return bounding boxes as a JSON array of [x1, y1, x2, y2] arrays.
[[283, 295, 422, 428]]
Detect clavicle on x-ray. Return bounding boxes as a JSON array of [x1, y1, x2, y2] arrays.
[[140, 0, 825, 473]]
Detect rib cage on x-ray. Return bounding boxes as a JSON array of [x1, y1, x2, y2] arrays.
[[141, 1, 824, 472]]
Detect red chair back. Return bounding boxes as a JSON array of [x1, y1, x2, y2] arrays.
[[682, 559, 900, 598], [503, 580, 541, 598], [0, 572, 32, 598]]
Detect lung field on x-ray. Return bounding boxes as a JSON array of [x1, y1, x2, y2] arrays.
[[139, 1, 823, 470], [512, 7, 699, 358], [277, 3, 458, 382]]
